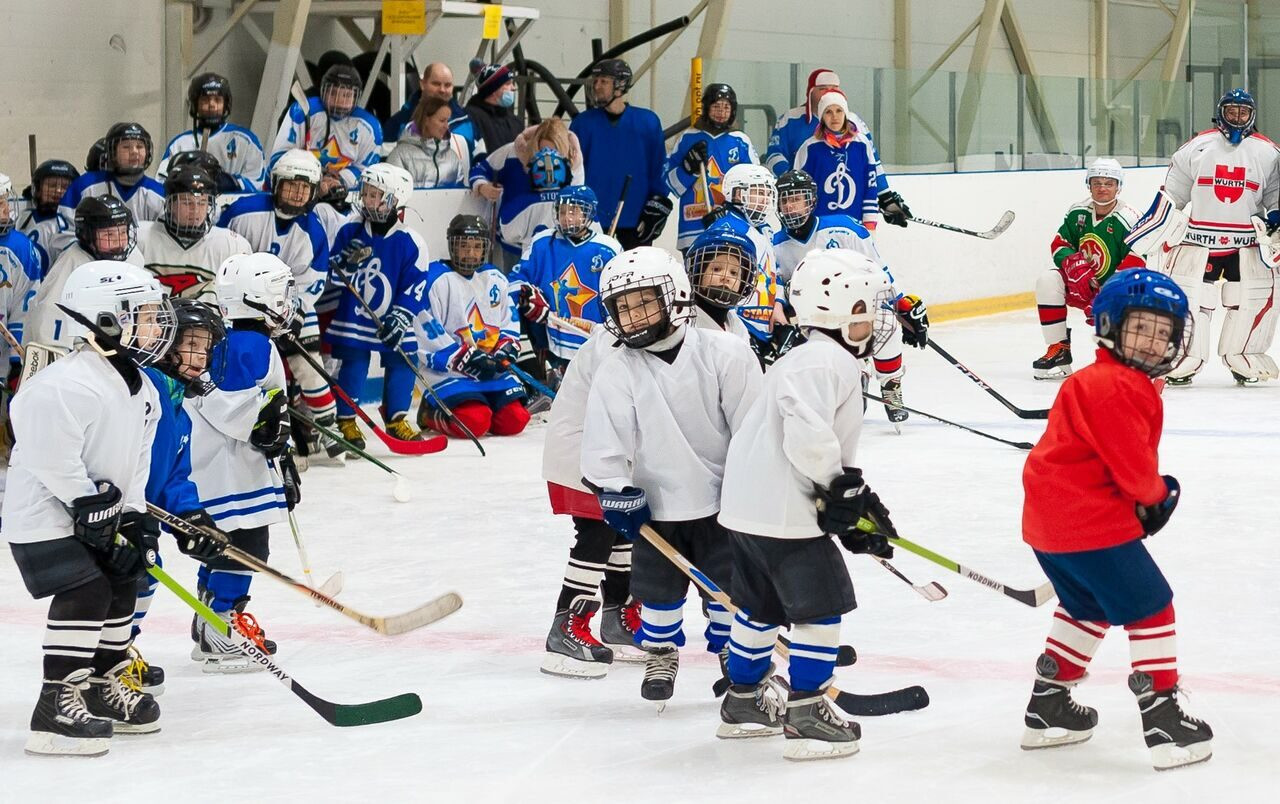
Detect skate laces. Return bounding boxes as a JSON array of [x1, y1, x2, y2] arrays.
[[622, 601, 641, 634], [102, 665, 147, 717], [121, 646, 148, 692], [567, 611, 603, 647], [645, 650, 679, 682], [1045, 342, 1069, 359], [231, 609, 270, 651], [54, 678, 96, 724]]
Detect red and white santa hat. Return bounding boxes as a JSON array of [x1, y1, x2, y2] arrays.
[[805, 68, 842, 116], [815, 89, 850, 121]]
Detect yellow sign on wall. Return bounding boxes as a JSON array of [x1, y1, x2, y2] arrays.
[[482, 4, 504, 40], [382, 0, 426, 35]]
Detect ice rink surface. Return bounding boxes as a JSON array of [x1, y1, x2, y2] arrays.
[[2, 308, 1276, 802]]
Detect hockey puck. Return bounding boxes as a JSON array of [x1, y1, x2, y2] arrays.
[[393, 474, 412, 503]]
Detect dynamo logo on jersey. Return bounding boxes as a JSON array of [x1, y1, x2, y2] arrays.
[[823, 163, 859, 212]]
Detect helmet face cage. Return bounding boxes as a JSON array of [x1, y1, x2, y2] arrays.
[[700, 84, 738, 132], [32, 161, 78, 214], [777, 184, 816, 229], [686, 241, 759, 308], [321, 66, 362, 120], [448, 234, 490, 275], [113, 295, 178, 367], [556, 196, 595, 241], [356, 165, 410, 224], [733, 180, 776, 227], [76, 202, 137, 261], [1215, 89, 1257, 145], [865, 288, 898, 354], [1098, 306, 1190, 378], [602, 276, 681, 348], [105, 124, 153, 176], [162, 171, 217, 244]]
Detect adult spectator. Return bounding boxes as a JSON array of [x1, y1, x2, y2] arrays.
[[386, 95, 471, 188], [385, 62, 480, 156], [466, 64, 523, 157]]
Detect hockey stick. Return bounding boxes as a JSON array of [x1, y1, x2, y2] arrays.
[[871, 556, 947, 601], [499, 358, 557, 399], [27, 134, 37, 180], [148, 503, 462, 634], [608, 174, 632, 238], [857, 519, 1056, 608], [639, 524, 929, 716], [926, 338, 1050, 420], [909, 210, 1014, 240], [147, 564, 422, 726], [862, 392, 1035, 450], [287, 408, 413, 502], [330, 273, 485, 455]]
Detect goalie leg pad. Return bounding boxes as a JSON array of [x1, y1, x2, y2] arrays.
[[1035, 269, 1069, 345], [1218, 249, 1279, 380], [1165, 245, 1212, 379]]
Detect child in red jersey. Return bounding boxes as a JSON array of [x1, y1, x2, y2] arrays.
[[1019, 269, 1212, 771]]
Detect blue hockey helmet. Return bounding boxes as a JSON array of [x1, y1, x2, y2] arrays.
[[1093, 269, 1191, 377], [685, 225, 760, 308], [1214, 88, 1257, 145], [530, 147, 570, 191], [555, 184, 597, 241]]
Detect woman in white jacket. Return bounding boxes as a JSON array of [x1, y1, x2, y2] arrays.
[[385, 96, 470, 188]]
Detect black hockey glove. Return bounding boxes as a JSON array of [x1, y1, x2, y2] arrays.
[[107, 511, 160, 578], [518, 284, 551, 325], [1136, 475, 1180, 537], [816, 468, 896, 559], [448, 342, 500, 380], [877, 190, 911, 227], [329, 241, 372, 278], [214, 170, 240, 195], [492, 336, 521, 366], [175, 509, 225, 561], [250, 389, 291, 458], [278, 453, 302, 511], [895, 294, 929, 349], [701, 204, 732, 228], [634, 194, 674, 244], [69, 482, 125, 553], [597, 486, 651, 542], [681, 140, 709, 176], [377, 305, 413, 349]]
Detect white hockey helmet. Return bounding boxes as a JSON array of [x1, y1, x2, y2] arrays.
[[721, 163, 777, 227], [60, 260, 176, 364], [270, 149, 322, 217], [213, 252, 295, 326], [1086, 158, 1124, 189], [356, 162, 413, 223], [599, 246, 694, 348], [0, 172, 15, 235], [788, 249, 895, 356]]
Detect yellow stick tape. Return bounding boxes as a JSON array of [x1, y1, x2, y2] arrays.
[[929, 292, 1035, 323], [690, 57, 703, 124]]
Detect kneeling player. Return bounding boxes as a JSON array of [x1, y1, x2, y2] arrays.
[[717, 250, 898, 761], [1020, 269, 1211, 770], [3, 261, 175, 754], [581, 248, 762, 705]]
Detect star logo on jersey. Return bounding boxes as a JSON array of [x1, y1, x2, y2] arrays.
[[699, 157, 726, 207], [456, 303, 501, 350], [1212, 164, 1246, 203], [551, 264, 597, 317], [314, 137, 352, 172]]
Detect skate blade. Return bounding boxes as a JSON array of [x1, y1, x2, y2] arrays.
[[1033, 367, 1072, 381], [1151, 740, 1213, 771], [191, 647, 264, 674], [1020, 726, 1092, 750], [782, 737, 860, 761], [716, 722, 783, 739], [602, 644, 647, 664], [110, 721, 161, 735], [24, 732, 110, 757], [540, 653, 609, 679]]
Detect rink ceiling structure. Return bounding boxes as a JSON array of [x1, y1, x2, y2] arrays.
[[2, 310, 1275, 800]]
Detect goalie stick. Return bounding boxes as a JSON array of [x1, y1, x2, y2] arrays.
[[863, 392, 1035, 450], [148, 563, 422, 726], [909, 209, 1014, 240], [925, 337, 1051, 420]]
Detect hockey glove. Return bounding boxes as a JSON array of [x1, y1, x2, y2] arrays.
[[277, 453, 302, 511], [448, 342, 500, 380], [517, 284, 551, 325], [492, 336, 521, 366], [214, 169, 240, 195], [701, 204, 732, 228], [635, 195, 674, 244], [69, 482, 125, 553], [681, 140, 709, 176], [597, 486, 651, 542], [329, 241, 372, 278], [1062, 252, 1099, 311], [1136, 475, 1180, 536], [878, 190, 912, 227], [250, 388, 291, 458], [175, 509, 225, 561], [896, 294, 930, 349], [817, 469, 897, 558], [377, 305, 413, 349], [1267, 209, 1280, 236], [108, 511, 160, 579]]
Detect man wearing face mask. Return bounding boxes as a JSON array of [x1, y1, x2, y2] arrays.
[[465, 64, 523, 157]]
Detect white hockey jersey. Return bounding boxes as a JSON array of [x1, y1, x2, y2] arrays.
[[772, 214, 884, 285], [137, 221, 251, 300], [59, 173, 165, 225], [27, 244, 145, 348], [718, 331, 864, 539], [693, 304, 751, 341], [581, 325, 763, 520], [18, 210, 75, 276], [158, 124, 267, 193], [1, 348, 160, 544], [1163, 129, 1280, 255]]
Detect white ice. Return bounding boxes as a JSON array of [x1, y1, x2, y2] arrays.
[[2, 308, 1277, 801]]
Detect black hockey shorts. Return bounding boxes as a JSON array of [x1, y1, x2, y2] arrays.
[[203, 525, 270, 571], [630, 515, 732, 606], [729, 531, 856, 626], [10, 536, 109, 599]]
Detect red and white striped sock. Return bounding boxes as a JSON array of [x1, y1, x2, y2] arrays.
[[1125, 603, 1177, 691], [1044, 606, 1108, 681]]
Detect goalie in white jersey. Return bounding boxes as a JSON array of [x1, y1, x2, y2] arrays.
[[1129, 88, 1280, 384], [581, 247, 763, 706]]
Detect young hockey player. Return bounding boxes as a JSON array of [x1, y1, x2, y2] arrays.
[[60, 122, 165, 224], [219, 149, 338, 462], [581, 247, 763, 705], [16, 159, 78, 274], [137, 166, 252, 299], [327, 163, 430, 447], [1033, 158, 1144, 379], [717, 249, 899, 761], [705, 163, 781, 349], [666, 82, 760, 250], [415, 214, 530, 439], [1019, 268, 1212, 770], [159, 72, 267, 193], [684, 226, 759, 339], [186, 252, 296, 672], [0, 176, 41, 371], [3, 260, 176, 755]]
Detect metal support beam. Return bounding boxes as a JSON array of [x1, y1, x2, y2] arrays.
[[909, 13, 980, 97], [680, 0, 729, 125], [955, 0, 1007, 159], [893, 0, 911, 164], [250, 0, 312, 147], [1001, 0, 1060, 154], [1093, 0, 1109, 155], [609, 0, 631, 48], [187, 0, 262, 79], [164, 1, 195, 142]]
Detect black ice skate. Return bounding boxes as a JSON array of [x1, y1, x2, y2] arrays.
[[782, 683, 860, 761], [1033, 339, 1073, 380], [1020, 653, 1097, 749], [642, 647, 679, 710], [84, 659, 161, 734], [123, 645, 165, 696], [599, 601, 645, 663], [540, 597, 614, 679], [25, 668, 113, 757], [308, 413, 347, 464], [717, 679, 783, 739], [1128, 670, 1213, 770], [880, 378, 908, 431]]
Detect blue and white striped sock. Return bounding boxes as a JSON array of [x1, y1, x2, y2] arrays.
[[637, 599, 686, 649], [788, 617, 842, 692], [727, 611, 779, 685], [703, 599, 732, 653]]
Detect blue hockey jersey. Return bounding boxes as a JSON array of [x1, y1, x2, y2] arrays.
[[571, 105, 667, 230], [325, 220, 431, 353], [0, 229, 42, 367], [665, 129, 759, 249], [793, 128, 887, 226], [508, 228, 621, 358], [16, 208, 74, 276], [143, 368, 202, 515]]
